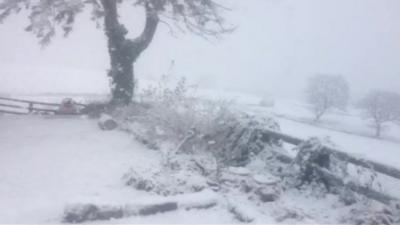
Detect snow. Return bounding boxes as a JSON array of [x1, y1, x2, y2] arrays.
[[244, 98, 400, 199], [1, 95, 400, 223], [279, 118, 400, 168], [0, 115, 246, 224], [246, 98, 400, 169], [252, 174, 280, 185], [228, 166, 251, 176], [174, 189, 218, 209], [98, 205, 235, 224], [98, 113, 114, 123], [0, 115, 160, 223]]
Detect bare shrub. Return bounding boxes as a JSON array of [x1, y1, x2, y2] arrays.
[[114, 76, 281, 173], [305, 74, 350, 121], [114, 75, 238, 147], [358, 90, 400, 138]]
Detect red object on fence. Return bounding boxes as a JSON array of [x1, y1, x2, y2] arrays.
[[57, 98, 78, 114]]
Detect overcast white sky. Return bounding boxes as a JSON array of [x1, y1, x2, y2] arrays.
[[0, 0, 399, 100]]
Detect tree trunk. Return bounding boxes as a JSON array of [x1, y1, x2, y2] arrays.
[[109, 54, 135, 105], [314, 109, 325, 122], [375, 123, 381, 138], [314, 113, 322, 122], [101, 1, 159, 105]]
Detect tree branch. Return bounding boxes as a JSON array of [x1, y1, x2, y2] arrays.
[[132, 3, 159, 56]]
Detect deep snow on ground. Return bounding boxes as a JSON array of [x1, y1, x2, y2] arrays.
[[0, 114, 381, 224], [0, 115, 269, 224], [0, 115, 161, 223], [1, 94, 400, 223], [0, 115, 309, 224]]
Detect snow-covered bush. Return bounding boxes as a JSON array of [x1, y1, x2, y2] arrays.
[[122, 153, 211, 196], [115, 76, 283, 197], [114, 75, 281, 167], [200, 114, 281, 167], [114, 76, 236, 145]]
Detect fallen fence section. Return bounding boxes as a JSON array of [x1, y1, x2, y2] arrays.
[[262, 129, 400, 181], [263, 129, 400, 205], [313, 165, 397, 205]]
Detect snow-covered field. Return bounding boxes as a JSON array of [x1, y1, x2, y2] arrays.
[[0, 115, 151, 223], [0, 115, 245, 223], [0, 94, 400, 223], [245, 98, 400, 169], [0, 115, 300, 223]]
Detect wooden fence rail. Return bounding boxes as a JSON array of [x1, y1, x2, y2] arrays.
[[262, 129, 400, 181], [0, 103, 26, 109], [0, 96, 87, 115], [0, 109, 28, 115], [262, 129, 400, 205], [0, 96, 61, 106], [0, 96, 87, 107]]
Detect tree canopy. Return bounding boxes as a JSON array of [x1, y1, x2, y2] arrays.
[[0, 0, 231, 45], [0, 0, 232, 104]]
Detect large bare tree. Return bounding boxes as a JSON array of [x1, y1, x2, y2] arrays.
[[0, 0, 231, 105]]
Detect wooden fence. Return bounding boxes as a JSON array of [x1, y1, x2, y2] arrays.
[[261, 129, 400, 205], [0, 97, 398, 204], [0, 96, 86, 115]]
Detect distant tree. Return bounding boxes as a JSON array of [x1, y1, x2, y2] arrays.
[[0, 0, 231, 105], [358, 90, 400, 138], [305, 74, 350, 122]]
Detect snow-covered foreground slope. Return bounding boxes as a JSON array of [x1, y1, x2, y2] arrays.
[[1, 94, 400, 223], [0, 115, 149, 223], [0, 114, 383, 224], [0, 115, 262, 223], [0, 115, 235, 223]]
